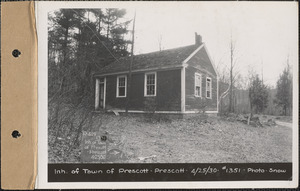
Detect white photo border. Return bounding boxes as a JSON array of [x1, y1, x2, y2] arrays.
[[36, 1, 298, 189]]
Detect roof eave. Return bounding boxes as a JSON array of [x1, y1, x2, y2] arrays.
[[93, 64, 184, 78], [182, 43, 218, 78], [182, 43, 205, 65]]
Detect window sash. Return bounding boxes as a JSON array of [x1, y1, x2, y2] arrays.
[[117, 76, 127, 97], [119, 87, 126, 97], [145, 73, 156, 96], [118, 77, 125, 87], [206, 77, 212, 98], [195, 73, 201, 97]]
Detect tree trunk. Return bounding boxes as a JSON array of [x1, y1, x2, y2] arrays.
[[125, 12, 136, 113], [229, 35, 234, 113], [62, 26, 69, 64]]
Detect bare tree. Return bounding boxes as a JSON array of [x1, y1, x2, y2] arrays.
[[216, 36, 242, 113], [125, 11, 136, 113], [228, 33, 239, 113], [275, 57, 293, 116], [216, 59, 229, 84]]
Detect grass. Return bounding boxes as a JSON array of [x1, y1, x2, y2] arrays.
[[48, 110, 292, 163]]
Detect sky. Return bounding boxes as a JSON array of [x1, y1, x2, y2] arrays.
[[120, 2, 298, 87]]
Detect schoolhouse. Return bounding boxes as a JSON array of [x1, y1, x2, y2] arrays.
[[93, 33, 219, 114]]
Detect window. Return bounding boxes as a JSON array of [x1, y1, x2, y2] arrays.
[[206, 77, 212, 98], [117, 75, 127, 97], [195, 73, 201, 97], [144, 72, 156, 96]]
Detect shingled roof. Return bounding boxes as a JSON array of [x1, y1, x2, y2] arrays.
[[95, 44, 200, 76]]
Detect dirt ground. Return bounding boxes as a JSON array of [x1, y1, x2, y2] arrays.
[[48, 112, 293, 163]]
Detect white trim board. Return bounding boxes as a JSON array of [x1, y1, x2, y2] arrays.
[[95, 77, 107, 110], [105, 109, 218, 114], [181, 67, 186, 112], [184, 110, 218, 114], [206, 76, 212, 99], [94, 65, 183, 77], [203, 44, 219, 78], [116, 75, 127, 98], [103, 77, 106, 109], [144, 72, 157, 97], [95, 79, 100, 110], [182, 44, 205, 64], [194, 72, 202, 98], [188, 65, 217, 79]]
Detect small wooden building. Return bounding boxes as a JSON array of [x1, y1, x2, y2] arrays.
[[94, 33, 219, 114]]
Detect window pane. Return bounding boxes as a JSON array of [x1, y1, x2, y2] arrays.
[[146, 74, 156, 95], [196, 87, 200, 96], [207, 91, 210, 98], [151, 85, 155, 95], [119, 87, 125, 96], [195, 74, 201, 86], [147, 74, 155, 85], [147, 86, 151, 95], [207, 79, 211, 87], [206, 78, 212, 98], [147, 85, 155, 95], [195, 74, 201, 96], [119, 77, 125, 87]]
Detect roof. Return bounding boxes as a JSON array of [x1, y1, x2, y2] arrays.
[[94, 44, 200, 76]]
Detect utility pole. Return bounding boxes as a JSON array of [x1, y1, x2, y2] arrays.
[[125, 11, 136, 113]]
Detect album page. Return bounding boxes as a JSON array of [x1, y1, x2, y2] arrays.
[[35, 1, 298, 189]]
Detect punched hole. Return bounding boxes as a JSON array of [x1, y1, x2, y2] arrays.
[[12, 49, 21, 58], [12, 130, 21, 138]]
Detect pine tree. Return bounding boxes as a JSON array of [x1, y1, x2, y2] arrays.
[[275, 63, 292, 115], [249, 75, 269, 114], [48, 8, 131, 104], [48, 9, 81, 98]]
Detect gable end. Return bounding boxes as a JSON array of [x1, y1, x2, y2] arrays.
[[184, 43, 217, 77]]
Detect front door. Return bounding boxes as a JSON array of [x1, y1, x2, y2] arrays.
[[95, 78, 105, 110]]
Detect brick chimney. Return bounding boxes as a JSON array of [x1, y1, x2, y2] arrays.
[[195, 32, 202, 46]]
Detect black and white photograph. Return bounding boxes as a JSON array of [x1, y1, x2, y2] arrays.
[[37, 1, 298, 188]]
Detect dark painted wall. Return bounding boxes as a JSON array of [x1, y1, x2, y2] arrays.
[[188, 47, 217, 76], [185, 48, 218, 112], [105, 69, 181, 111]]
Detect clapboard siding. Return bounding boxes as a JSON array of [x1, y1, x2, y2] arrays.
[[185, 66, 217, 111], [187, 46, 217, 76], [105, 69, 181, 111], [156, 69, 181, 111]]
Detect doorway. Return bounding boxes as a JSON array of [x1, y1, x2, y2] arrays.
[[99, 79, 105, 108], [95, 78, 106, 110]]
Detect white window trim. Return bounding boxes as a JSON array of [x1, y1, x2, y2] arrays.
[[116, 75, 127, 98], [194, 73, 202, 98], [144, 72, 157, 97], [206, 76, 212, 99]]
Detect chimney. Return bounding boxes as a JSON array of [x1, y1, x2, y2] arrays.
[[195, 32, 202, 46]]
